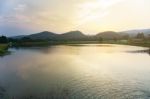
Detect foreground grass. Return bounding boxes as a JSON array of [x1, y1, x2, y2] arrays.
[[0, 44, 9, 56]]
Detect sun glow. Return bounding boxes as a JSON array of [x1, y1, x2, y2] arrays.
[[76, 0, 123, 25], [1, 0, 150, 35]]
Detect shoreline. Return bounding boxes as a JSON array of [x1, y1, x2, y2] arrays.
[[1, 41, 149, 56], [0, 44, 9, 56], [12, 40, 150, 48]]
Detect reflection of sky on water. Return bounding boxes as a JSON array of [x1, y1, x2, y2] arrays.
[[127, 49, 150, 56], [0, 44, 150, 98]]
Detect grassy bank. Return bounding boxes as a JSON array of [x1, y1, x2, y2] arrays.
[[101, 40, 150, 48], [127, 40, 150, 47], [0, 44, 9, 56]]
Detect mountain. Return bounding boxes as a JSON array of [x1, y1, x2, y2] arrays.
[[58, 31, 86, 40], [122, 29, 150, 37], [9, 28, 150, 41], [25, 30, 86, 40], [9, 31, 123, 40], [96, 31, 122, 39], [28, 31, 58, 40]]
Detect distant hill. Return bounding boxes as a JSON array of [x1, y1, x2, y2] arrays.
[[24, 30, 87, 41], [58, 31, 87, 40], [96, 31, 122, 39], [28, 31, 58, 40], [9, 28, 150, 41], [121, 29, 150, 37], [9, 31, 125, 40]]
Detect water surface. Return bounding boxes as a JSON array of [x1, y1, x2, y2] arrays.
[[0, 44, 150, 99]]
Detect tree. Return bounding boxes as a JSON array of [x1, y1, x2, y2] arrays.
[[21, 37, 32, 42], [113, 37, 118, 42], [122, 34, 129, 39], [148, 34, 150, 40], [136, 33, 145, 39], [98, 37, 103, 42], [0, 36, 8, 43]]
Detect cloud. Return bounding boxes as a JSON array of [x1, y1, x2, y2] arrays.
[[74, 0, 124, 26], [0, 0, 150, 36], [14, 4, 27, 12]]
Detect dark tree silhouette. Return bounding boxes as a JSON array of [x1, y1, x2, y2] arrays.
[[136, 33, 145, 39], [21, 37, 32, 42], [0, 36, 8, 43]]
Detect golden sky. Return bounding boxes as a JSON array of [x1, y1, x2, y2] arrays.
[[0, 0, 150, 36]]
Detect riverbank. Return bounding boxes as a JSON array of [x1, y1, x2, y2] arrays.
[[12, 40, 150, 48], [102, 40, 150, 48], [12, 41, 102, 47], [118, 40, 150, 48], [0, 44, 9, 56]]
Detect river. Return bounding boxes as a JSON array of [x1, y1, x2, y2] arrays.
[[0, 44, 150, 99]]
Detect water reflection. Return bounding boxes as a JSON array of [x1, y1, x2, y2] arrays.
[[128, 48, 150, 55], [0, 86, 6, 98], [0, 44, 150, 99]]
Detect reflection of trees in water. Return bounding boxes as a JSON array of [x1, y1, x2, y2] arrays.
[[128, 48, 150, 56], [13, 46, 54, 54], [148, 49, 150, 55], [1, 87, 72, 99], [140, 49, 150, 55], [0, 86, 6, 98]]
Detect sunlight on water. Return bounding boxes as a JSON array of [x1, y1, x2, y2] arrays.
[[0, 44, 150, 99]]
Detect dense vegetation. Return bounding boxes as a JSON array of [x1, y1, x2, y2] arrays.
[[0, 36, 9, 55]]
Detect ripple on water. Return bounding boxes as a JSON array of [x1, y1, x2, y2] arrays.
[[57, 72, 150, 99], [1, 44, 150, 99]]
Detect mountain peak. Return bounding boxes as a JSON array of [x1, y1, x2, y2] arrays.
[[61, 30, 85, 36], [96, 31, 121, 39], [121, 28, 150, 37], [28, 31, 57, 40], [65, 30, 83, 34]]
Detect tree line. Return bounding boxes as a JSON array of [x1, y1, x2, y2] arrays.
[[0, 33, 150, 44]]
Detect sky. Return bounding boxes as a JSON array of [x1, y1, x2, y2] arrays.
[[0, 0, 150, 36]]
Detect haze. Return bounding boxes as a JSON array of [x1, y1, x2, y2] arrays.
[[0, 0, 150, 36]]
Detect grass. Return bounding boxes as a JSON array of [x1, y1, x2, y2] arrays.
[[0, 44, 9, 56], [101, 39, 150, 48], [127, 40, 150, 47]]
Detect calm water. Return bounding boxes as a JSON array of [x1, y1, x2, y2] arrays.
[[0, 44, 150, 99]]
